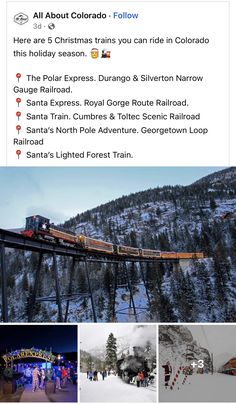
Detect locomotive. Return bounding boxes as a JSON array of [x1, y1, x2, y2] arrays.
[[21, 215, 204, 259], [116, 346, 153, 383]]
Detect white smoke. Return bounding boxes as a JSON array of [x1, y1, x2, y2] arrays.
[[128, 325, 156, 352]]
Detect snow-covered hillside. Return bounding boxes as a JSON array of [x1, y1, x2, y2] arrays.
[[159, 325, 211, 377]]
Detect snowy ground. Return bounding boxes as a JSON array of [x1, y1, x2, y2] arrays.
[[80, 373, 156, 402], [159, 373, 236, 402]]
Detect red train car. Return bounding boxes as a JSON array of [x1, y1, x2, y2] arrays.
[[222, 358, 236, 375]]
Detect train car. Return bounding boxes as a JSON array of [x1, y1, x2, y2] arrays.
[[141, 249, 161, 258], [160, 252, 178, 259], [49, 224, 77, 244], [176, 252, 205, 259], [117, 245, 140, 256], [160, 251, 204, 259], [222, 358, 236, 375], [21, 215, 77, 244], [76, 234, 114, 254]]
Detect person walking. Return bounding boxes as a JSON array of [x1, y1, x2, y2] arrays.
[[32, 366, 40, 392], [55, 367, 62, 390], [144, 370, 149, 387], [136, 372, 141, 387], [140, 371, 145, 386], [93, 370, 98, 381], [40, 369, 46, 389], [61, 367, 68, 387]]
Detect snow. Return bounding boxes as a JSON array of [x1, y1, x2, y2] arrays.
[[159, 373, 236, 402], [80, 373, 156, 402]]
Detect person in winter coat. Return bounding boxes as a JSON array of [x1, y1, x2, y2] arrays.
[[162, 361, 172, 387], [55, 367, 62, 390], [40, 369, 46, 389], [32, 366, 40, 392], [93, 370, 98, 381], [61, 367, 68, 387], [88, 371, 93, 381], [139, 371, 145, 386], [136, 373, 141, 388], [143, 370, 149, 387]]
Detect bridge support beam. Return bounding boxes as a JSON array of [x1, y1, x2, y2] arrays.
[[0, 242, 8, 322], [84, 259, 97, 322], [53, 252, 63, 323], [124, 262, 138, 322], [139, 262, 152, 319], [112, 262, 118, 321], [173, 261, 180, 271], [28, 253, 43, 322], [64, 257, 76, 322]]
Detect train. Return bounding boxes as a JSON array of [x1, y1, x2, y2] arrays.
[[116, 346, 152, 383], [21, 215, 204, 259], [222, 358, 236, 376]]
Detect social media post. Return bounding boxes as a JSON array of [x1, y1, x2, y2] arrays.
[[5, 1, 229, 166], [159, 324, 236, 403]]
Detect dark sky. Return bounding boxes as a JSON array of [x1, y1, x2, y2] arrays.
[[0, 325, 77, 353]]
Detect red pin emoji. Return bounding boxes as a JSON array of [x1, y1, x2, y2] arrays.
[[16, 111, 21, 120], [16, 150, 21, 159], [16, 125, 21, 134], [16, 98, 21, 107], [16, 73, 21, 82]]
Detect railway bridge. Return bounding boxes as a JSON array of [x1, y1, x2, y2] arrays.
[[0, 228, 200, 323]]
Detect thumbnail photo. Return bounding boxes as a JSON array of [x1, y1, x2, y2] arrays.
[[159, 324, 236, 402], [80, 324, 156, 402], [0, 167, 236, 323], [0, 325, 77, 402]]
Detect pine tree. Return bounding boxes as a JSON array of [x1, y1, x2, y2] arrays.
[[157, 291, 177, 322], [22, 272, 29, 292], [210, 198, 217, 210], [105, 333, 117, 370], [170, 267, 196, 322], [86, 354, 93, 371], [78, 268, 87, 294]]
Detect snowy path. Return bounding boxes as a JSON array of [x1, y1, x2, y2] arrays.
[[160, 373, 236, 402], [80, 373, 156, 402]]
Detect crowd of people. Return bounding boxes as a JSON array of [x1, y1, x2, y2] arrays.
[[86, 368, 154, 388], [87, 370, 110, 381], [134, 370, 150, 388], [10, 364, 77, 392]]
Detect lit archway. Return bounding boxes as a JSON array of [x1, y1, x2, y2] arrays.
[[2, 348, 56, 365]]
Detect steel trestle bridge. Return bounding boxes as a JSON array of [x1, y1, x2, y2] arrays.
[[0, 228, 195, 323]]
